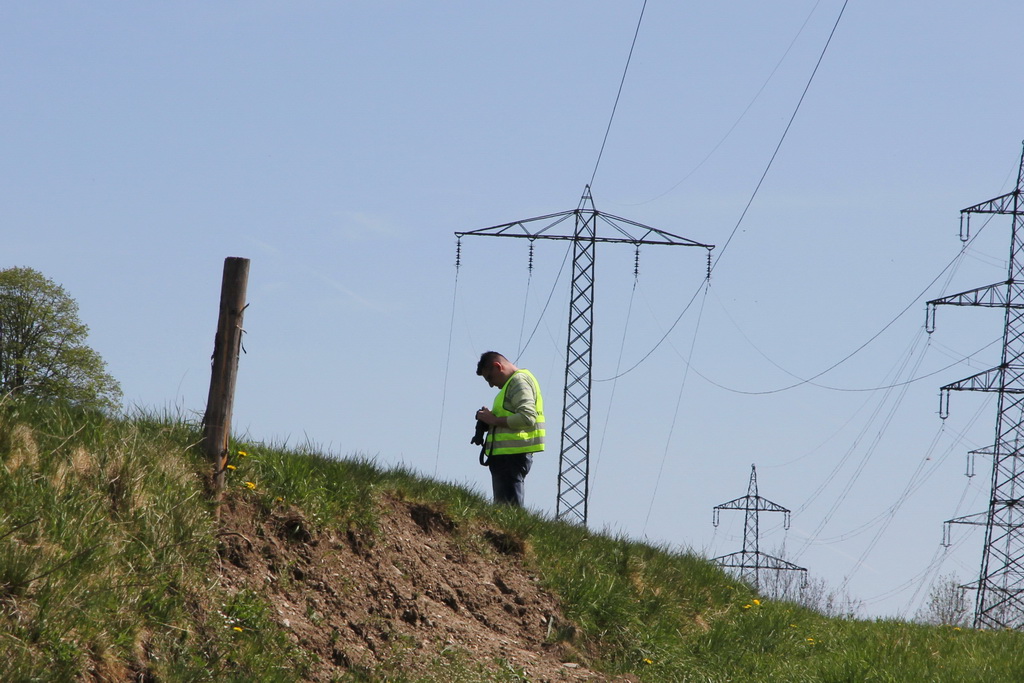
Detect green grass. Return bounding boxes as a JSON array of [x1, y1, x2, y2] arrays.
[[1, 399, 1022, 681]]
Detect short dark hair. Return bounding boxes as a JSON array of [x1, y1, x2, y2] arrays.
[[476, 351, 506, 376]]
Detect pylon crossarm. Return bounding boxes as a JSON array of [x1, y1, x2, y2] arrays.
[[973, 438, 1024, 456], [963, 191, 1021, 215], [712, 550, 806, 572], [714, 496, 790, 514], [595, 212, 715, 248], [711, 550, 755, 567], [946, 511, 990, 528], [943, 511, 990, 546], [928, 281, 1020, 309], [456, 211, 714, 249], [455, 211, 576, 240], [752, 552, 807, 573], [941, 366, 1024, 393], [757, 499, 790, 514], [714, 496, 752, 511]]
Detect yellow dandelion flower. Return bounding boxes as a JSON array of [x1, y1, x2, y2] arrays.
[[753, 599, 761, 606], [743, 604, 752, 609], [238, 451, 248, 457], [226, 464, 236, 471], [806, 638, 815, 643], [233, 626, 244, 632], [953, 627, 962, 632], [643, 658, 653, 665], [245, 481, 256, 490]]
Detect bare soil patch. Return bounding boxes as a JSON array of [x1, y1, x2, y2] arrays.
[[215, 495, 636, 681]]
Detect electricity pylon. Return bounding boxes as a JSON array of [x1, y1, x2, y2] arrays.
[[711, 464, 806, 592], [455, 186, 713, 525], [928, 141, 1024, 630]]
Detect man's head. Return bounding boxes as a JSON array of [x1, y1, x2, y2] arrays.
[[477, 351, 517, 389]]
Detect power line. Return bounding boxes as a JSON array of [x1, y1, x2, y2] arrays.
[[711, 0, 850, 270], [597, 1, 850, 383], [592, 278, 640, 490], [643, 281, 711, 535], [838, 425, 951, 592], [589, 0, 649, 190], [793, 331, 932, 556], [633, 0, 826, 205], [434, 257, 462, 477], [514, 242, 573, 363], [610, 210, 996, 393]]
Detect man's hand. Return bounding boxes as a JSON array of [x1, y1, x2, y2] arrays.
[[476, 406, 505, 427]]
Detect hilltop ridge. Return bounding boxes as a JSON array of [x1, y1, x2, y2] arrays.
[[3, 405, 1024, 681]]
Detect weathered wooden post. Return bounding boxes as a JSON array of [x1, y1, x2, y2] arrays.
[[202, 257, 250, 499]]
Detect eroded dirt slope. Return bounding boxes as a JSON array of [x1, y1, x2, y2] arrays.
[[216, 496, 634, 682]]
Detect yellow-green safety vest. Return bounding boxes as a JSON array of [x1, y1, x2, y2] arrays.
[[486, 369, 545, 455]]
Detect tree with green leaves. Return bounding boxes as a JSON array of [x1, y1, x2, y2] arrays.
[[0, 267, 121, 410]]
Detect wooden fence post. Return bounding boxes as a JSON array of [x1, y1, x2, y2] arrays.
[[202, 257, 250, 499]]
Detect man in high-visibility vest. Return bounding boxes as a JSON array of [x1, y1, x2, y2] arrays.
[[474, 351, 545, 506]]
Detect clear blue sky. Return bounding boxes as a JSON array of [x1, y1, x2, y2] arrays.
[[5, 1, 1024, 619]]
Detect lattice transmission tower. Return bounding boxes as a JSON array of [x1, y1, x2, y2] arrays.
[[711, 464, 806, 592], [928, 141, 1024, 630], [456, 186, 713, 525]]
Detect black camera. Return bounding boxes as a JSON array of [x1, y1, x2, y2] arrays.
[[471, 419, 489, 446]]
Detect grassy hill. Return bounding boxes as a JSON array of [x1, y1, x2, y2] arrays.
[[2, 401, 1023, 682]]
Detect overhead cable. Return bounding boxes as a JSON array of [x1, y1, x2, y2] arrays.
[[589, 0, 649, 190], [596, 0, 851, 383]]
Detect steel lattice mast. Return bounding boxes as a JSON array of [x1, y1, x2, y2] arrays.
[[711, 464, 806, 591], [928, 141, 1024, 630], [455, 186, 713, 525]]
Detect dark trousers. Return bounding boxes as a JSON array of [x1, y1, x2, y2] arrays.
[[489, 453, 533, 506]]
